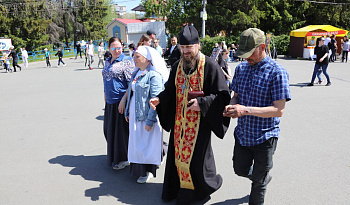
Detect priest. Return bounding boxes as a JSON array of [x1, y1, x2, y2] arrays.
[[150, 25, 231, 204]]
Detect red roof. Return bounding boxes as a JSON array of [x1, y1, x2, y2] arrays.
[[116, 18, 144, 25]]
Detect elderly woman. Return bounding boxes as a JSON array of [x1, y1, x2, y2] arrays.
[[125, 46, 168, 183], [102, 37, 135, 170]]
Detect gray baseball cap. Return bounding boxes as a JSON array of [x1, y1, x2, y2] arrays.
[[235, 28, 265, 58]]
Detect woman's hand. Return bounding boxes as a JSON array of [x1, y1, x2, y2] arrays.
[[145, 125, 152, 131], [118, 100, 126, 114], [125, 116, 129, 122]]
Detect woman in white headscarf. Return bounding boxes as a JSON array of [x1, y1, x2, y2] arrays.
[[124, 46, 168, 183]]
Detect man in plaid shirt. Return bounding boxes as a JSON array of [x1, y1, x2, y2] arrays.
[[223, 28, 291, 205]]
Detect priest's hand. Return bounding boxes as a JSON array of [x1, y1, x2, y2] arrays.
[[145, 125, 152, 131], [187, 98, 200, 111], [150, 97, 160, 110], [223, 104, 247, 118], [125, 116, 129, 122]]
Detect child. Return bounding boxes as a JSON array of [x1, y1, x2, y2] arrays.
[[55, 48, 66, 67], [5, 55, 12, 73], [44, 48, 51, 67]]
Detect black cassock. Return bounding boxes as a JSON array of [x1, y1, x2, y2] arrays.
[[157, 56, 231, 203]]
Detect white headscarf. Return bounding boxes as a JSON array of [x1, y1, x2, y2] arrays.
[[135, 46, 169, 82]]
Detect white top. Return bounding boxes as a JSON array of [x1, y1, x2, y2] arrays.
[[21, 50, 28, 58], [343, 42, 350, 51], [170, 45, 175, 54], [87, 44, 94, 55], [98, 46, 104, 58], [324, 37, 331, 46]]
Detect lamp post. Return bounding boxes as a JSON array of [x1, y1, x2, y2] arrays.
[[201, 0, 207, 38]]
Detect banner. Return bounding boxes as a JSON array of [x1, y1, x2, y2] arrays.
[[0, 38, 12, 51], [305, 30, 347, 36]]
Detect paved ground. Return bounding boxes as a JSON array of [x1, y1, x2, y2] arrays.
[[1, 56, 349, 205]]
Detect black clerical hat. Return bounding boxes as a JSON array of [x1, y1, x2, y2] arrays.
[[146, 29, 156, 36], [179, 25, 200, 45]]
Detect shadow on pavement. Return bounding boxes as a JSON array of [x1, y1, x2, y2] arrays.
[[211, 195, 249, 205], [74, 68, 91, 71], [96, 115, 104, 121], [49, 155, 166, 204], [289, 82, 309, 87]]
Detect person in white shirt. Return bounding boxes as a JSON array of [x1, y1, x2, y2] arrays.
[[86, 39, 94, 70], [342, 38, 350, 63], [97, 42, 105, 68], [21, 47, 29, 68]]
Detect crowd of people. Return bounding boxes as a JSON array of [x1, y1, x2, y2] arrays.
[[101, 25, 291, 205]]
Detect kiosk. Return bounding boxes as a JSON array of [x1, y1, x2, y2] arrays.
[[289, 25, 349, 59]]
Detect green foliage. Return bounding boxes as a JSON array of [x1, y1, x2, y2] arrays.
[[271, 34, 290, 55], [200, 36, 239, 56], [142, 0, 350, 39], [0, 0, 110, 52]]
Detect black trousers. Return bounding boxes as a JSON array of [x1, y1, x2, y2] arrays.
[[342, 50, 348, 62], [330, 48, 337, 61], [233, 133, 278, 205], [46, 57, 51, 67], [12, 59, 21, 71]]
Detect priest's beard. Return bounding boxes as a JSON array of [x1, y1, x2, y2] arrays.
[[183, 52, 199, 74]]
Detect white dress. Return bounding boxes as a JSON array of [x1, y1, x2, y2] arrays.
[[128, 70, 163, 165]]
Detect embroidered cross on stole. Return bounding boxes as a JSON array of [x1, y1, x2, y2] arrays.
[[174, 52, 205, 190]]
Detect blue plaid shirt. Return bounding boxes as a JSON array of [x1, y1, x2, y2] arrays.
[[231, 56, 291, 146]]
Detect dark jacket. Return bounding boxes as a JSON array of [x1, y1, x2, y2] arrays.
[[55, 50, 63, 58], [163, 44, 181, 67], [8, 50, 18, 61]]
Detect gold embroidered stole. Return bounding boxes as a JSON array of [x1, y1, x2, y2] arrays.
[[174, 53, 205, 190]]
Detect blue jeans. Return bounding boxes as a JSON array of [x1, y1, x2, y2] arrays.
[[233, 133, 278, 205], [311, 63, 331, 84]]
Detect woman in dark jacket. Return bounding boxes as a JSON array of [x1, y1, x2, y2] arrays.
[[7, 46, 21, 72]]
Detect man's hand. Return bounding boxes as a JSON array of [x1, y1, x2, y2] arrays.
[[223, 104, 247, 118], [125, 116, 129, 122], [150, 97, 160, 110], [187, 98, 200, 111]]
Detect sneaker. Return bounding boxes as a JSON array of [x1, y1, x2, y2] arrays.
[[57, 65, 60, 67], [89, 67, 93, 70], [137, 172, 152, 184], [325, 82, 331, 86], [63, 64, 66, 67], [317, 80, 323, 84], [307, 83, 314, 86]]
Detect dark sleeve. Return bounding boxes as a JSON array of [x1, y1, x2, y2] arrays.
[[197, 57, 231, 139], [156, 62, 178, 132], [163, 48, 170, 57]]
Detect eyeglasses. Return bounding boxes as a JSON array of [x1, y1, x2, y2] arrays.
[[321, 40, 325, 41], [111, 47, 122, 51]]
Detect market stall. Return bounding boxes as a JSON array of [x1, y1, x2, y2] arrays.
[[289, 25, 349, 58]]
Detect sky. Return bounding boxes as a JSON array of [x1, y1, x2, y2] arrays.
[[111, 0, 142, 12]]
